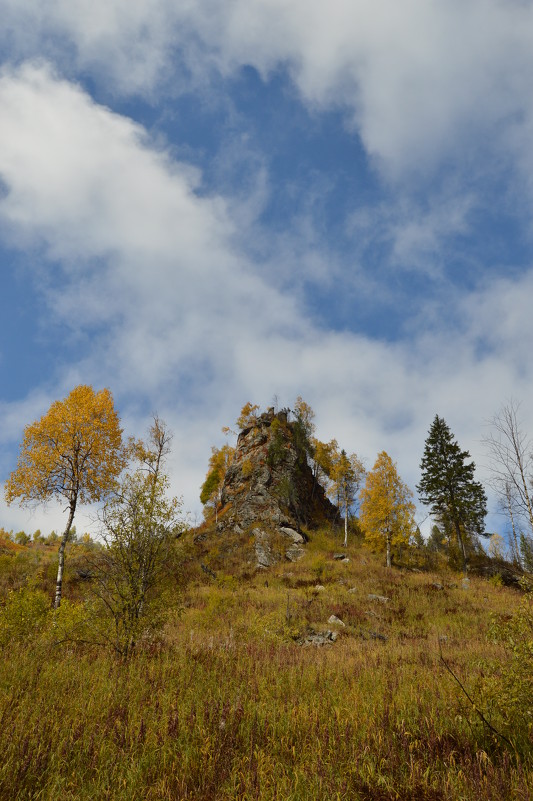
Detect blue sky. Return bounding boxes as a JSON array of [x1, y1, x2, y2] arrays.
[[2, 0, 533, 542]]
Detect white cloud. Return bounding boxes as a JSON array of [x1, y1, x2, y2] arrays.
[[3, 0, 533, 182], [348, 184, 477, 281], [1, 62, 533, 541]]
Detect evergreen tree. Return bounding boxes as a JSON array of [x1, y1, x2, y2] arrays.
[[417, 415, 487, 572]]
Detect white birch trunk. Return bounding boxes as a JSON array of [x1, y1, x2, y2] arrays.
[[54, 500, 77, 609]]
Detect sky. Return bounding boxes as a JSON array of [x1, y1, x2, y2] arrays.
[[2, 0, 533, 542]]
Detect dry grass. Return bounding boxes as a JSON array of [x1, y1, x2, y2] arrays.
[[0, 527, 531, 800]]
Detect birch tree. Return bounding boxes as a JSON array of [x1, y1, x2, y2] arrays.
[[329, 448, 366, 547], [200, 444, 235, 522], [5, 385, 125, 608], [483, 400, 533, 564], [360, 451, 416, 568]]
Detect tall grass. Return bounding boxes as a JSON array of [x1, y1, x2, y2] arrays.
[[0, 528, 531, 800]]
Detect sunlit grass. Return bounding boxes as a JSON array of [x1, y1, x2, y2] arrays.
[[0, 527, 531, 800]]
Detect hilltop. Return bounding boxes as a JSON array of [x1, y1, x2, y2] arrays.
[[195, 407, 338, 572]]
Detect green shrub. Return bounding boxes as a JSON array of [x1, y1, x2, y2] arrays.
[[0, 580, 51, 646], [481, 591, 533, 751]]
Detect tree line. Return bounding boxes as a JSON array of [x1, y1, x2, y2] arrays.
[[201, 398, 533, 573], [4, 386, 533, 646]]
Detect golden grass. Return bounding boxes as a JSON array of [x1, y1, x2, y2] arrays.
[[0, 527, 530, 800]]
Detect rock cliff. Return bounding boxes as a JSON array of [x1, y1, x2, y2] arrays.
[[209, 408, 338, 569]]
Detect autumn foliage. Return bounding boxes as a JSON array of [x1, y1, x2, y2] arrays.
[[5, 385, 125, 606], [360, 450, 416, 567], [5, 385, 124, 507]]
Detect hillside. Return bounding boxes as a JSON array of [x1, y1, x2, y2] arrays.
[[0, 403, 532, 800], [0, 526, 531, 800]]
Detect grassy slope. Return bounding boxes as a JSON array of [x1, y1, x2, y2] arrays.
[[0, 529, 531, 801]]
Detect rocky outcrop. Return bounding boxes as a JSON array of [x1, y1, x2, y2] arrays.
[[215, 408, 338, 568]]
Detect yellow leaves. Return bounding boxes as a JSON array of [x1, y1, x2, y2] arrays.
[[488, 533, 506, 560], [5, 384, 125, 508], [326, 445, 365, 507], [294, 396, 315, 436], [200, 445, 235, 508], [359, 451, 416, 551], [241, 458, 253, 478], [236, 402, 260, 431], [208, 444, 235, 474], [312, 438, 338, 481]]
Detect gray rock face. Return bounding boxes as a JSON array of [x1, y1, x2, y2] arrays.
[[217, 409, 338, 568], [253, 528, 278, 569]]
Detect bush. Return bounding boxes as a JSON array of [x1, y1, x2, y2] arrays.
[[481, 589, 533, 752], [0, 580, 51, 646]]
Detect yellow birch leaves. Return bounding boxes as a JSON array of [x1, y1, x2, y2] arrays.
[[359, 451, 416, 564], [5, 385, 125, 506]]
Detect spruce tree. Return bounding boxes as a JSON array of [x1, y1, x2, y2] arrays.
[[417, 415, 487, 572]]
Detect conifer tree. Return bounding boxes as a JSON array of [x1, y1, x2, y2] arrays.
[[417, 415, 487, 572]]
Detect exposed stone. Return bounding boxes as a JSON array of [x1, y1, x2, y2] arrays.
[[313, 585, 326, 593], [333, 553, 347, 560], [367, 593, 390, 603], [470, 561, 524, 587], [215, 408, 338, 569], [280, 526, 304, 543], [299, 628, 338, 646], [285, 544, 305, 562], [431, 582, 444, 590], [328, 614, 345, 626], [348, 587, 357, 594], [253, 528, 278, 569]]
